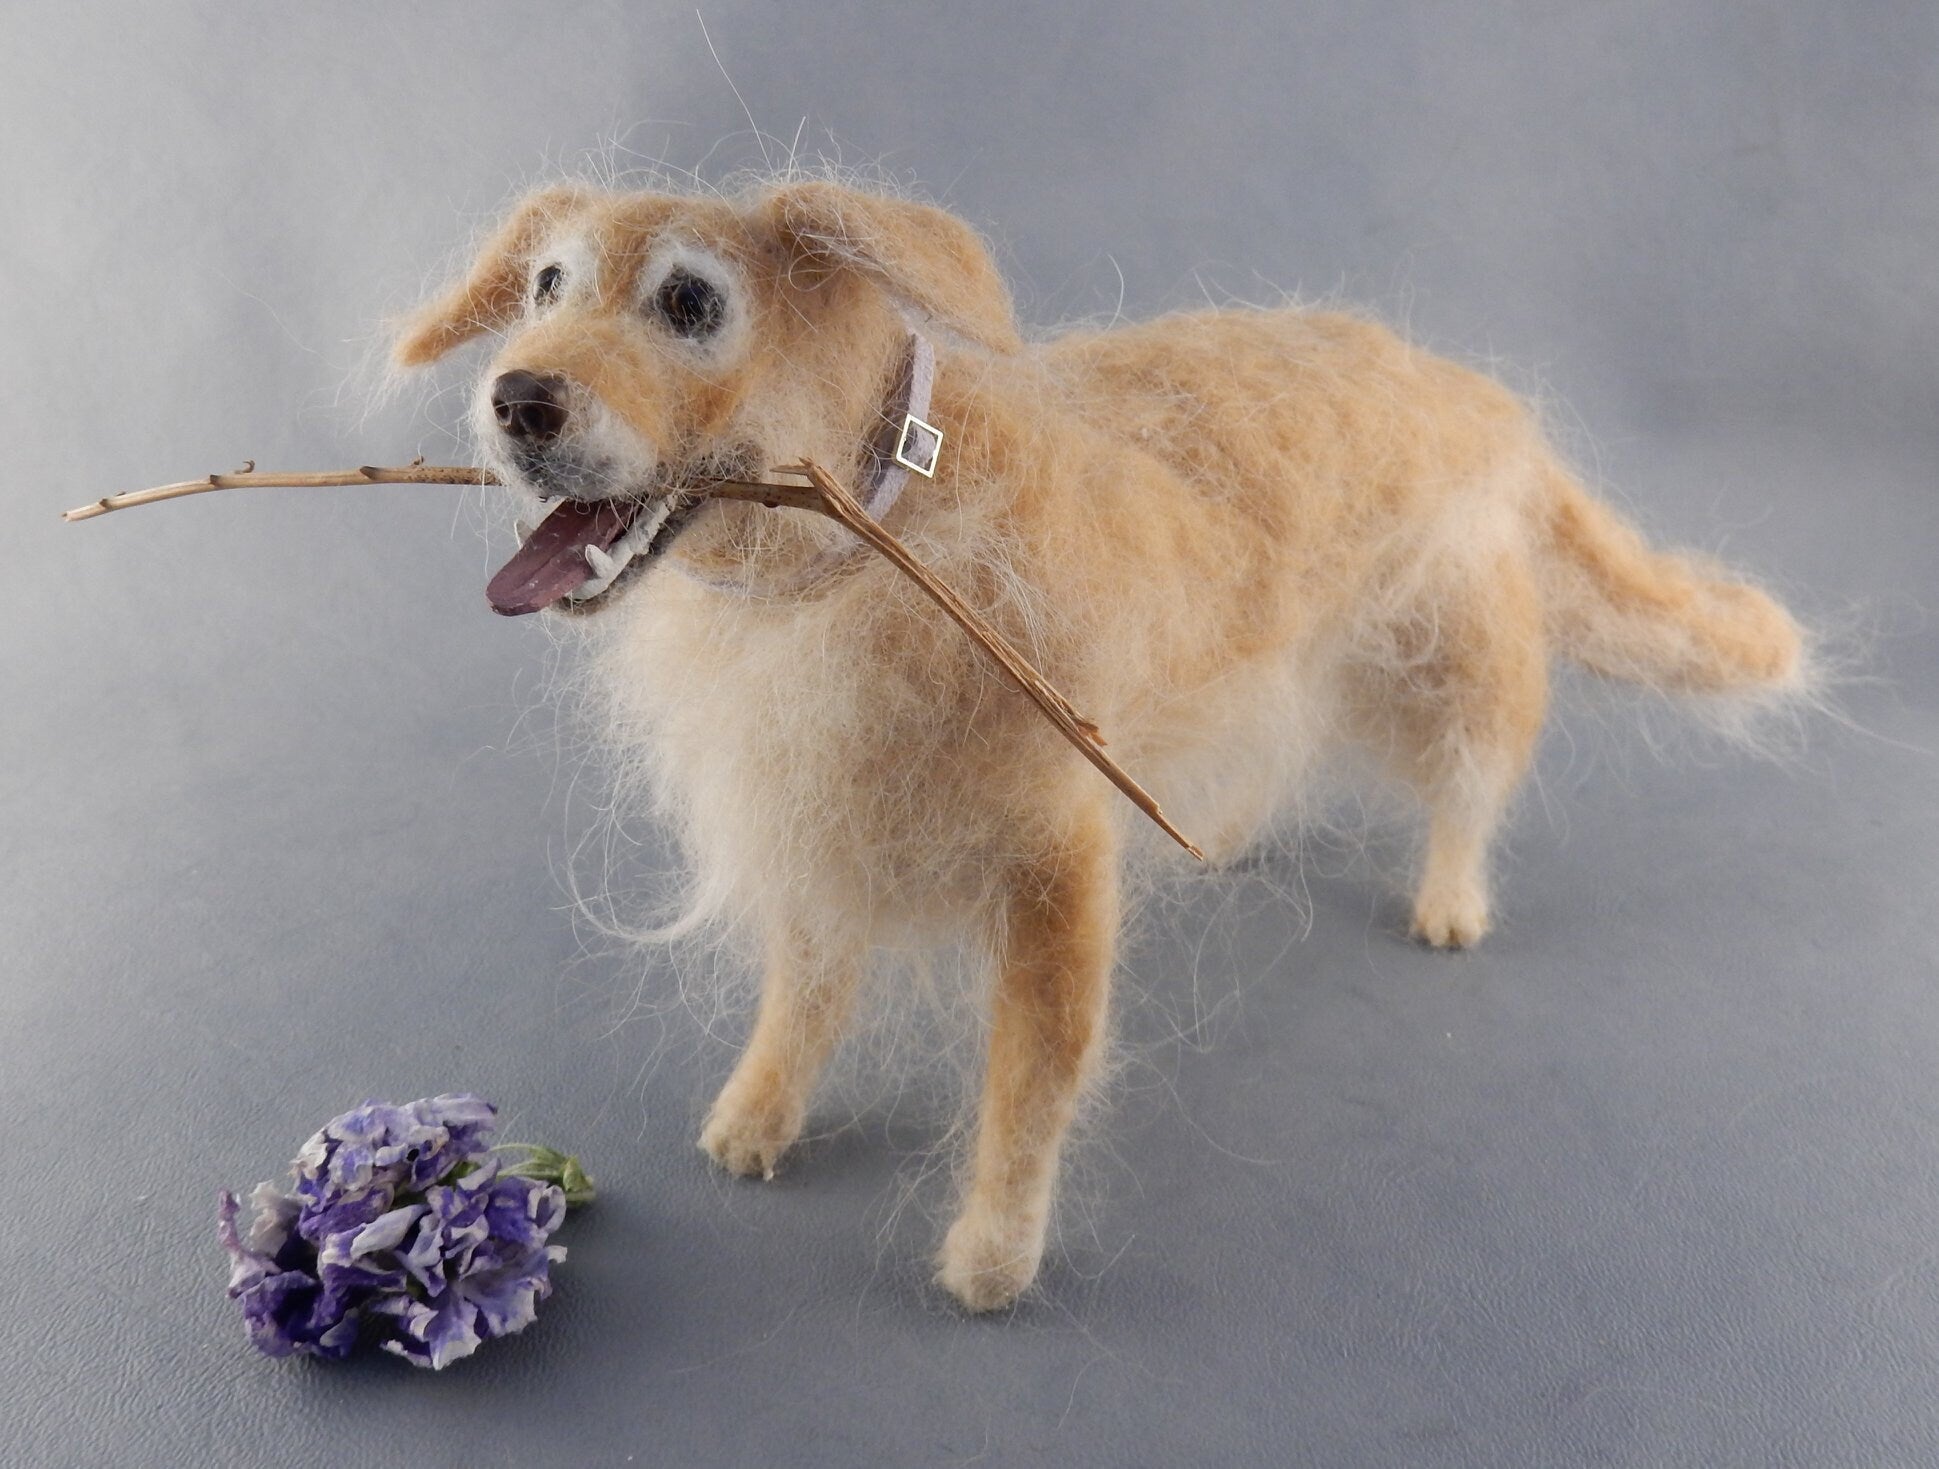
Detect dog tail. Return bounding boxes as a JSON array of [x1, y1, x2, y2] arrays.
[[1536, 466, 1804, 695]]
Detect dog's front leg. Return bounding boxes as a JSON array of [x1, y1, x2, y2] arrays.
[[699, 918, 863, 1180], [938, 803, 1119, 1312]]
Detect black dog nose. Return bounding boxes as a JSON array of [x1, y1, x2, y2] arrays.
[[491, 370, 568, 446]]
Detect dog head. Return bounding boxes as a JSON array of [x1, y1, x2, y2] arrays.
[[394, 180, 1019, 613]]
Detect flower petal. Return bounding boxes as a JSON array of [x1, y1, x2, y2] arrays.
[[421, 1293, 484, 1369], [217, 1191, 277, 1294], [294, 1190, 392, 1248], [381, 1290, 483, 1370], [399, 1213, 448, 1295], [481, 1177, 566, 1253], [344, 1204, 424, 1261], [242, 1182, 301, 1257]]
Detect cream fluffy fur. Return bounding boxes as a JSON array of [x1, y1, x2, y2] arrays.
[[395, 179, 1806, 1312]]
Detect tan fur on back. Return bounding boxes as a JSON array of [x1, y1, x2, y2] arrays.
[[399, 179, 1807, 1310]]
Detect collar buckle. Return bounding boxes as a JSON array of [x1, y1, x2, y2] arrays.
[[893, 413, 943, 478]]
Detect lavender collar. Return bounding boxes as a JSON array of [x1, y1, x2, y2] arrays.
[[678, 331, 941, 597]]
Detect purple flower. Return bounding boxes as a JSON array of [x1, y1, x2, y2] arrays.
[[218, 1185, 363, 1359], [361, 1158, 568, 1369], [218, 1094, 585, 1368], [290, 1093, 498, 1237]]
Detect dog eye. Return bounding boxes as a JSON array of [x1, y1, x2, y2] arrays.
[[533, 264, 565, 305], [655, 269, 725, 338]]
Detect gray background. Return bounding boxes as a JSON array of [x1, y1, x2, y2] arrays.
[[3, 3, 1936, 1465]]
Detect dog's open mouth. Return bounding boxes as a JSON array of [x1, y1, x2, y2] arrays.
[[486, 493, 707, 616]]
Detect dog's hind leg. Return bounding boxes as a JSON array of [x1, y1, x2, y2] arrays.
[[1350, 546, 1549, 949], [937, 797, 1119, 1311], [1403, 551, 1548, 948], [699, 917, 864, 1180]]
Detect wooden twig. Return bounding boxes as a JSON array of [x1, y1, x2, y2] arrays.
[[63, 460, 1205, 858], [62, 461, 500, 521], [781, 461, 1204, 859]]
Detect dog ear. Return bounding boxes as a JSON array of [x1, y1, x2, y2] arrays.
[[767, 182, 1022, 355], [392, 186, 592, 367]]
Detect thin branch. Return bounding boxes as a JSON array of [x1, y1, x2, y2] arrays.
[[62, 461, 501, 521], [789, 461, 1204, 859], [63, 460, 1205, 858]]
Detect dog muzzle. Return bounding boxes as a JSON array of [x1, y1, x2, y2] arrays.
[[483, 333, 941, 615]]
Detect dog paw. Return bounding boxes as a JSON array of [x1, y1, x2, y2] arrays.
[[697, 1088, 803, 1181], [936, 1204, 1044, 1313], [1411, 887, 1490, 950]]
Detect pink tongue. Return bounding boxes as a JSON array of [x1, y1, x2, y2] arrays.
[[487, 499, 642, 616]]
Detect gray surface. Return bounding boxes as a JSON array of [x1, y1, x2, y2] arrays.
[[3, 4, 1936, 1465]]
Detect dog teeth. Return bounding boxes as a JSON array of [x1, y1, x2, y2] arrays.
[[617, 499, 674, 560], [563, 498, 684, 604]]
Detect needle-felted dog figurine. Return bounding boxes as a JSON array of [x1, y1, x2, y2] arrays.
[[394, 179, 1805, 1311]]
